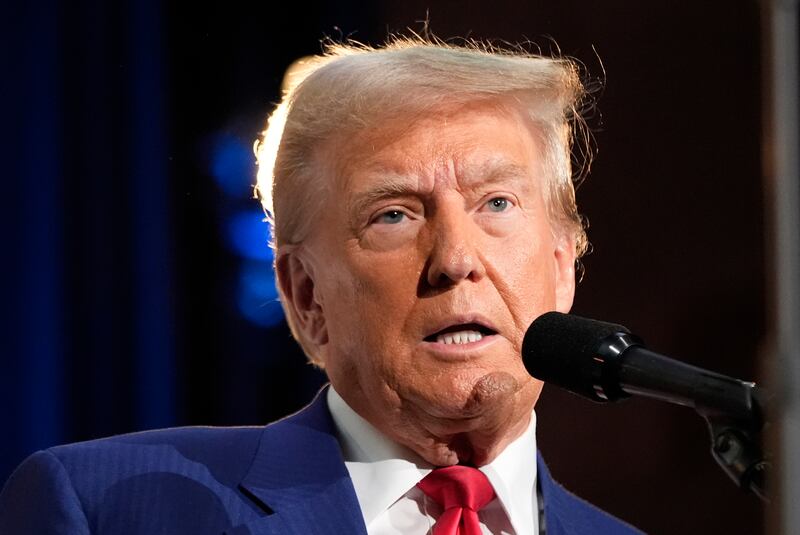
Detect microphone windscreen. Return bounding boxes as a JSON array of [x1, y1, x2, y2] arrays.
[[522, 312, 630, 401]]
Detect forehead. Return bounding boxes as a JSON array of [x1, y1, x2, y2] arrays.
[[328, 103, 543, 196]]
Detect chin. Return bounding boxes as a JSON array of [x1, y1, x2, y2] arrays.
[[410, 367, 527, 422]]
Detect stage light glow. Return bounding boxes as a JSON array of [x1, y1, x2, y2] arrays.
[[236, 260, 283, 327], [211, 134, 255, 197], [225, 209, 273, 261]]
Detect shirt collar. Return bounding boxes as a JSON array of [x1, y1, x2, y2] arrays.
[[480, 410, 538, 534], [327, 386, 538, 534]]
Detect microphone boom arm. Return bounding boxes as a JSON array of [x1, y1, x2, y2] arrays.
[[594, 332, 770, 501]]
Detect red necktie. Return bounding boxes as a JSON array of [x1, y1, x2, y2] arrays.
[[417, 466, 496, 535]]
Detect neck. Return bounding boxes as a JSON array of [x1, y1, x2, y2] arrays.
[[338, 376, 540, 467]]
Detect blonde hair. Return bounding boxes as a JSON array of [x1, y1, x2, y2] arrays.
[[255, 35, 591, 362]]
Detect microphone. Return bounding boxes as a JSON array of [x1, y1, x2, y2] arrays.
[[521, 311, 762, 425]]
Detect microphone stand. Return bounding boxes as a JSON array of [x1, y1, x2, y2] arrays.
[[696, 385, 770, 501]]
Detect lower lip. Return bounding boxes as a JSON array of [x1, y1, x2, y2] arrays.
[[419, 334, 500, 358]]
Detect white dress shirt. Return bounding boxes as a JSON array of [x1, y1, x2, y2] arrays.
[[327, 387, 539, 535]]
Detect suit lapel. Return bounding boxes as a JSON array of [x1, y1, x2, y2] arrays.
[[227, 388, 367, 535], [538, 452, 574, 535]]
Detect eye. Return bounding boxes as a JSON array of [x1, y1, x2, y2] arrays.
[[486, 197, 510, 213], [375, 209, 406, 225]]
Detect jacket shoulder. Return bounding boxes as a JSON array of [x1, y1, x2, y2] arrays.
[[48, 426, 263, 486], [0, 450, 90, 534], [0, 426, 267, 534]]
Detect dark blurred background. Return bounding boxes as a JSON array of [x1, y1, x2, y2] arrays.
[[1, 1, 770, 533]]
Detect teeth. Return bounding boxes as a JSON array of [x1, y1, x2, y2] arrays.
[[436, 330, 484, 345]]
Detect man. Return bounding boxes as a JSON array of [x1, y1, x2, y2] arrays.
[[0, 37, 641, 534]]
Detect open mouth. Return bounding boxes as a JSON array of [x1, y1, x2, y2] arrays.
[[423, 323, 497, 345]]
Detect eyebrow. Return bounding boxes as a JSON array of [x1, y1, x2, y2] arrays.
[[347, 159, 534, 216], [459, 161, 533, 190], [347, 172, 420, 218]]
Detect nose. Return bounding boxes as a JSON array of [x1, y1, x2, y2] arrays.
[[426, 209, 487, 287]]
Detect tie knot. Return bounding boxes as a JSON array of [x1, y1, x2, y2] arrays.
[[417, 466, 495, 512]]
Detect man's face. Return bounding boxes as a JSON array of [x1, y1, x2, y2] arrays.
[[291, 103, 576, 464]]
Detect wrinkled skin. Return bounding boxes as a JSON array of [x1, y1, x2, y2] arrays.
[[277, 102, 576, 467]]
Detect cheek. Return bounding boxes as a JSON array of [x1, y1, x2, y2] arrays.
[[518, 239, 556, 292], [348, 241, 422, 302], [491, 225, 558, 323], [322, 245, 422, 354]]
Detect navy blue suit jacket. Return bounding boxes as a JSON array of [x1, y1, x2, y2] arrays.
[[0, 389, 642, 534]]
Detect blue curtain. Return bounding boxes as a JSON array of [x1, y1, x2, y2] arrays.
[[1, 0, 175, 482]]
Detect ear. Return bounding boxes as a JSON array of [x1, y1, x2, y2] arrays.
[[275, 250, 329, 348], [553, 233, 577, 313]]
